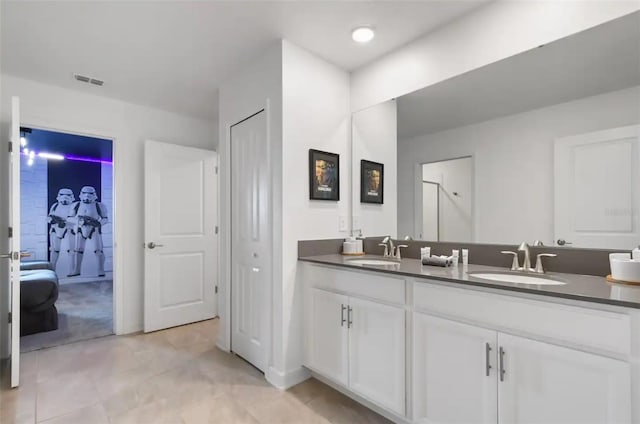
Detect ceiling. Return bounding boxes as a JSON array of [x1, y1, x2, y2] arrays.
[[1, 1, 490, 122], [397, 11, 640, 139]]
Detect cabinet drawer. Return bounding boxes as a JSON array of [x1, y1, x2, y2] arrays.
[[304, 264, 405, 305], [413, 280, 631, 356]]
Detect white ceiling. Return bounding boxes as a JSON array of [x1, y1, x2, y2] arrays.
[[397, 11, 640, 139], [0, 0, 490, 121]]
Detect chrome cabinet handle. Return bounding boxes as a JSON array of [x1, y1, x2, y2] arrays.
[[147, 242, 164, 249], [347, 306, 353, 328], [499, 347, 506, 382], [485, 343, 492, 377], [340, 304, 347, 327]]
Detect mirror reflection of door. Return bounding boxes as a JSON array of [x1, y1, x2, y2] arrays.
[[421, 157, 473, 242], [422, 181, 439, 241]]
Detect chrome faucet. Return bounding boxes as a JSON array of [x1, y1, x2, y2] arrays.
[[379, 236, 395, 258], [518, 242, 533, 272], [501, 241, 557, 274]]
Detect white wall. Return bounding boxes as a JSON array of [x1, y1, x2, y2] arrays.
[[281, 40, 351, 384], [352, 100, 397, 237], [351, 1, 640, 112], [421, 157, 472, 242], [0, 75, 217, 346], [398, 86, 640, 245]]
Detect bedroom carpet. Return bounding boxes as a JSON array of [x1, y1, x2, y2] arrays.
[[21, 280, 113, 353]]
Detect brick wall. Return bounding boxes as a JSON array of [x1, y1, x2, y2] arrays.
[[20, 155, 49, 260]]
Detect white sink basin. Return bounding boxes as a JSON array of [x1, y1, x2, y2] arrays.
[[469, 272, 566, 285], [347, 258, 399, 266]]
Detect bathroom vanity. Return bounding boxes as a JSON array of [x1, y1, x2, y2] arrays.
[[300, 254, 640, 424]]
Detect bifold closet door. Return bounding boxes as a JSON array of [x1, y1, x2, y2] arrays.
[[230, 110, 270, 372]]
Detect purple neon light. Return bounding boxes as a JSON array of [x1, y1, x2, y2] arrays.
[[21, 150, 112, 164], [65, 154, 112, 165]]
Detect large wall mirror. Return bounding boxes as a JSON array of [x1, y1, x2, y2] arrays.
[[351, 12, 640, 250]]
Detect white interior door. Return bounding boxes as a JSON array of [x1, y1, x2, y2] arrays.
[[555, 125, 640, 249], [230, 110, 270, 372], [144, 140, 218, 332], [2, 97, 21, 387], [498, 333, 631, 424]]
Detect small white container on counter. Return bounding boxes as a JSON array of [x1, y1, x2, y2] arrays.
[[462, 249, 469, 266], [609, 253, 640, 283], [420, 247, 431, 261], [452, 249, 459, 266]]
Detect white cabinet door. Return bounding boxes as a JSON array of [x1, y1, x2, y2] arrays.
[[308, 288, 349, 386], [498, 333, 631, 424], [413, 313, 497, 424], [348, 297, 405, 416]]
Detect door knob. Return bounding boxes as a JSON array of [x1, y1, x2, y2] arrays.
[[0, 253, 12, 259], [147, 242, 164, 249], [556, 239, 573, 246]]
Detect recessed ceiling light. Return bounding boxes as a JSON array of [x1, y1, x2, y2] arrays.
[[352, 26, 375, 44]]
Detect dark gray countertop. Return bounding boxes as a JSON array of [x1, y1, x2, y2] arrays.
[[298, 254, 640, 309]]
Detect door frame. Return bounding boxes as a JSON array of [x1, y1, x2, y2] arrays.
[[20, 120, 123, 335], [218, 100, 273, 378], [414, 155, 475, 242]]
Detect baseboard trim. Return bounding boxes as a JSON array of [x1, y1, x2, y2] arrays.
[[215, 339, 230, 353], [265, 365, 310, 390]]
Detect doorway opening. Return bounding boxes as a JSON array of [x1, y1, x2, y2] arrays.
[[18, 127, 114, 352], [420, 156, 473, 242]]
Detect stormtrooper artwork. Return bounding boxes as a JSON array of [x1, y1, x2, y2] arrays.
[[47, 188, 76, 272], [68, 186, 109, 277]]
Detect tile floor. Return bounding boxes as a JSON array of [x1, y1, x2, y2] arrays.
[[1, 319, 391, 424]]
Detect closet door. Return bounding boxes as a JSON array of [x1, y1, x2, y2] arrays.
[[230, 110, 270, 372]]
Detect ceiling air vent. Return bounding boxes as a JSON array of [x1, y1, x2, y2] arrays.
[[74, 73, 104, 86]]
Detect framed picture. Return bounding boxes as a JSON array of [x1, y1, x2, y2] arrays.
[[361, 160, 384, 204], [309, 149, 340, 201]]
